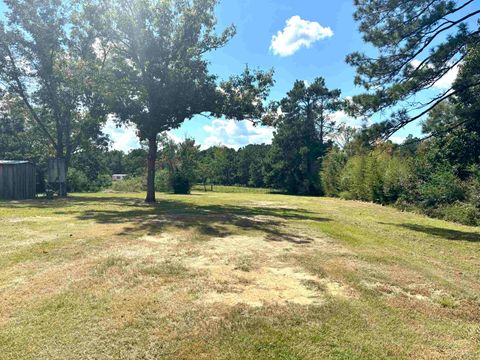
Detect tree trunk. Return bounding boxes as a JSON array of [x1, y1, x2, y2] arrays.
[[145, 137, 158, 203], [56, 144, 67, 197]]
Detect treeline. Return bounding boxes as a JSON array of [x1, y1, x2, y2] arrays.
[[102, 142, 271, 192]]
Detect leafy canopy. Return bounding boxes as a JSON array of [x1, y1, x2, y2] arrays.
[[0, 0, 107, 161]]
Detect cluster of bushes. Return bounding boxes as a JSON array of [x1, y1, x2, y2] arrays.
[[67, 168, 112, 193], [109, 168, 192, 194], [110, 176, 145, 192], [321, 146, 480, 226]]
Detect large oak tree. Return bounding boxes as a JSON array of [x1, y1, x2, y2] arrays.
[[97, 0, 273, 202]]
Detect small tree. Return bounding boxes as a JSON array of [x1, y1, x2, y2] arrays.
[[321, 147, 347, 197], [99, 0, 273, 202], [158, 137, 200, 194]]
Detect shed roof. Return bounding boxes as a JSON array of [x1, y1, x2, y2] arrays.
[[0, 160, 31, 165]]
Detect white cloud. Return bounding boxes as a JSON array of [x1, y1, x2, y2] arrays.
[[410, 59, 460, 89], [202, 119, 274, 149], [102, 117, 140, 152], [433, 64, 459, 89], [270, 16, 333, 57], [103, 117, 184, 152], [330, 110, 367, 129], [389, 136, 407, 144], [329, 97, 369, 129], [410, 59, 422, 69]]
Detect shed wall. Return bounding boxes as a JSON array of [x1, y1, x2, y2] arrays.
[[0, 163, 36, 200]]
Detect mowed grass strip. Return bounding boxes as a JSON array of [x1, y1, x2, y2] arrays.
[[0, 191, 479, 359]]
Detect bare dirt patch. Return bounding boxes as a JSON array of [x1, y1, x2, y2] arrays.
[[181, 234, 352, 307]]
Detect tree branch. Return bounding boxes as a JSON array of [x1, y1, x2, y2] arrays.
[[4, 45, 58, 148]]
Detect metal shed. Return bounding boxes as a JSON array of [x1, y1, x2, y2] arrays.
[[0, 160, 36, 200]]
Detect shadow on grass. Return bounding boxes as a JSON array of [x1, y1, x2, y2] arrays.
[[398, 223, 480, 243], [36, 195, 329, 245], [0, 195, 145, 209]]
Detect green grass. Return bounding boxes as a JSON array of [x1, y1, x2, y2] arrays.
[[192, 184, 277, 193], [0, 191, 479, 359]]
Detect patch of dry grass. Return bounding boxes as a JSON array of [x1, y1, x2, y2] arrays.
[[0, 191, 479, 359]]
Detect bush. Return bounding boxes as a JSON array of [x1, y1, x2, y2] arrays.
[[432, 202, 480, 226], [339, 191, 355, 200], [67, 168, 90, 192], [383, 157, 413, 203], [111, 176, 145, 192], [169, 172, 191, 194], [340, 155, 369, 201], [419, 167, 466, 207], [155, 169, 171, 192], [466, 177, 480, 208], [321, 148, 347, 197]]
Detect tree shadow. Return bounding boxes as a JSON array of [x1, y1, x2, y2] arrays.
[[395, 223, 480, 243], [0, 195, 146, 209], [47, 196, 331, 245]]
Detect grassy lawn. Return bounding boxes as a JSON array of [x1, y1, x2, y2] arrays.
[[0, 191, 479, 359]]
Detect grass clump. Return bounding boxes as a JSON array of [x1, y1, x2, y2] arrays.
[[141, 260, 189, 278]]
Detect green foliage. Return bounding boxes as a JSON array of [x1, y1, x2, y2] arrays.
[[419, 167, 466, 207], [169, 173, 191, 195], [466, 174, 480, 208], [95, 174, 113, 190], [203, 146, 237, 186], [323, 129, 478, 226], [66, 168, 112, 193], [431, 202, 480, 227], [0, 0, 108, 185], [155, 169, 171, 193], [111, 177, 145, 192], [67, 168, 90, 193], [157, 137, 199, 194], [265, 78, 343, 195], [236, 144, 269, 188], [97, 0, 274, 202], [340, 155, 369, 201], [382, 157, 412, 203], [321, 148, 347, 197]]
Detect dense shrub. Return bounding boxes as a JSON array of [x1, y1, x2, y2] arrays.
[[321, 148, 347, 196], [169, 172, 191, 194], [340, 155, 369, 201], [155, 169, 171, 192], [466, 176, 480, 208], [67, 168, 90, 192], [419, 167, 466, 207], [67, 168, 112, 193], [94, 174, 113, 190], [431, 202, 480, 226], [383, 157, 413, 203]]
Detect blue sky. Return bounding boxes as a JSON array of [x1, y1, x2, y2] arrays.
[[1, 0, 472, 152], [167, 0, 370, 151]]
